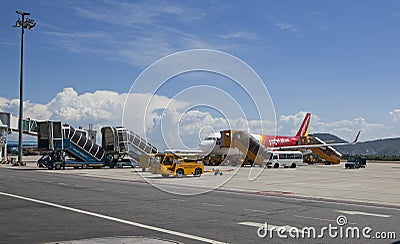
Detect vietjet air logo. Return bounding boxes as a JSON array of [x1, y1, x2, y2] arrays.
[[268, 137, 291, 146]]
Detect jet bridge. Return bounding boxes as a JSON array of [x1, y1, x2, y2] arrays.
[[0, 112, 39, 136], [0, 112, 40, 162], [220, 130, 271, 166]]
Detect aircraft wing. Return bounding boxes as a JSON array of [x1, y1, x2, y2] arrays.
[[270, 131, 361, 151]]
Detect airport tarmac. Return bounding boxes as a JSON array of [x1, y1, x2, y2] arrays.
[[2, 158, 400, 207], [1, 159, 399, 243]]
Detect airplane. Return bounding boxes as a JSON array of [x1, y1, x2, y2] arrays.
[[199, 113, 311, 154], [199, 113, 360, 155], [6, 140, 38, 155]]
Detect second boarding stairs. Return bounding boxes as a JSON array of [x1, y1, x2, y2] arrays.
[[101, 126, 158, 162], [302, 136, 342, 164], [38, 122, 105, 162], [220, 130, 271, 166]]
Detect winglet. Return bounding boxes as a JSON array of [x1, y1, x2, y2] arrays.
[[352, 130, 361, 144]]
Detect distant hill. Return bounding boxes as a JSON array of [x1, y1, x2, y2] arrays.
[[312, 133, 400, 156]]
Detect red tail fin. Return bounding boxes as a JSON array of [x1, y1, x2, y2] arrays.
[[296, 113, 311, 137]]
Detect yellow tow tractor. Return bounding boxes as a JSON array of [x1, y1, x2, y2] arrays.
[[141, 152, 204, 177], [140, 152, 232, 177]]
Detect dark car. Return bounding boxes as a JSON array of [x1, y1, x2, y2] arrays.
[[345, 156, 366, 169]]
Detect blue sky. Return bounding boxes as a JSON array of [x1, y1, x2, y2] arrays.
[[1, 0, 400, 147]]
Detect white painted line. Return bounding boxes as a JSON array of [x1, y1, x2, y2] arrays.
[[58, 183, 67, 186], [335, 210, 391, 218], [202, 202, 223, 207], [238, 221, 303, 234], [170, 198, 186, 202], [0, 191, 226, 244], [251, 191, 400, 211], [244, 208, 269, 214], [294, 214, 358, 225], [294, 214, 335, 222], [238, 221, 264, 228]]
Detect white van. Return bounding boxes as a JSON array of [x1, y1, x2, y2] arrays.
[[266, 151, 303, 168]]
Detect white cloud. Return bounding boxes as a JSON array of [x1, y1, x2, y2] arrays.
[[0, 88, 126, 133], [274, 111, 400, 142], [150, 108, 274, 149], [38, 1, 216, 67], [47, 88, 126, 124], [2, 89, 400, 148], [72, 1, 205, 26], [309, 115, 397, 142], [279, 111, 309, 135], [220, 31, 258, 40], [274, 22, 298, 33], [389, 109, 400, 122]]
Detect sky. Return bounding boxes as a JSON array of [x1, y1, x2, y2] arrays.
[[1, 0, 400, 149]]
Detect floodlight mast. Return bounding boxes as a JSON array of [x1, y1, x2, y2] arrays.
[[13, 11, 36, 166]]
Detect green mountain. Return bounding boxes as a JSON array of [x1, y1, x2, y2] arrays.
[[312, 133, 400, 156]]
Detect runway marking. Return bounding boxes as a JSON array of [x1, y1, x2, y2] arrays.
[[202, 202, 223, 207], [335, 210, 391, 218], [293, 214, 356, 225], [170, 198, 186, 202], [244, 208, 269, 214], [0, 191, 226, 244], [294, 214, 335, 222], [58, 183, 67, 186]]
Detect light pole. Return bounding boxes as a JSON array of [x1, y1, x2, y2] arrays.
[[13, 11, 36, 166]]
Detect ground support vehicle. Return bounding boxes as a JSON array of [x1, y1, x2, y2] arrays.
[[143, 153, 205, 177], [141, 153, 233, 177], [37, 151, 104, 169], [266, 151, 303, 168], [104, 153, 139, 168], [203, 154, 226, 166], [37, 151, 65, 170], [345, 156, 366, 169]]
